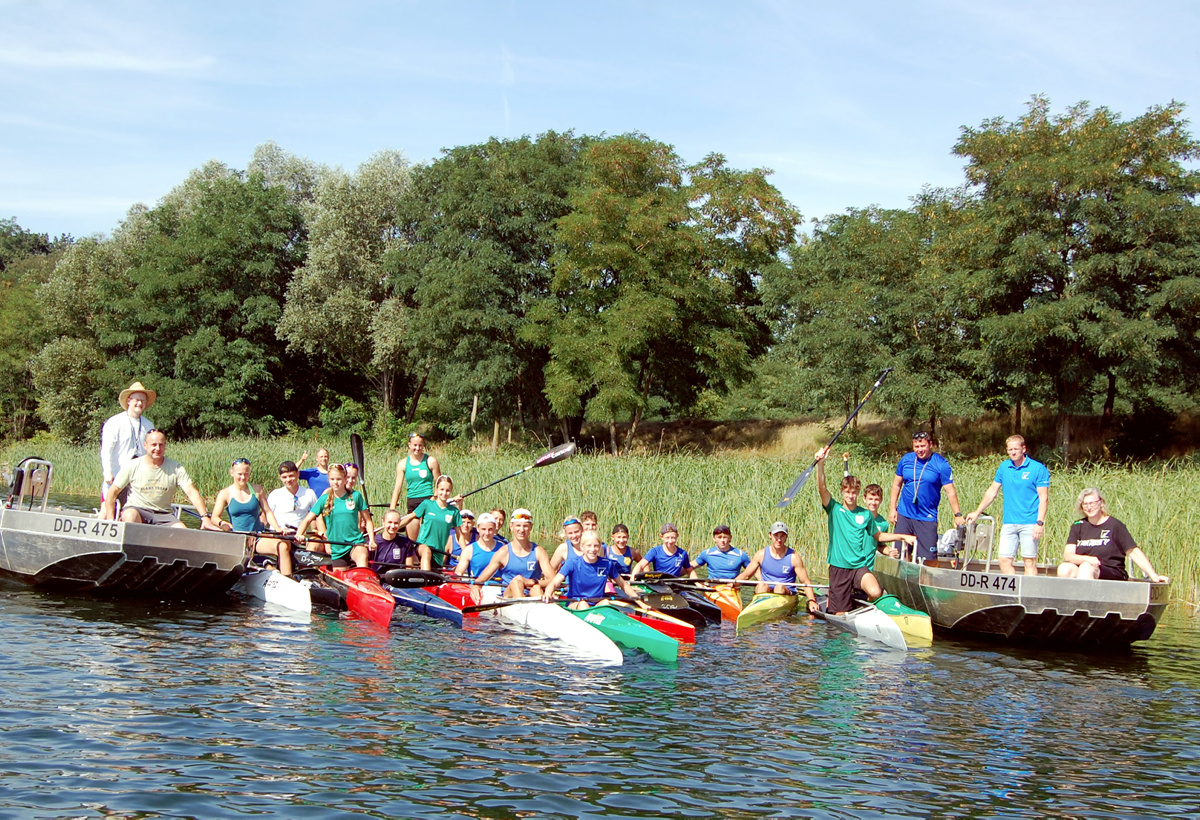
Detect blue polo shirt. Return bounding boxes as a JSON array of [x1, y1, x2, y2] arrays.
[[693, 546, 751, 580], [895, 452, 954, 521], [994, 457, 1050, 524]]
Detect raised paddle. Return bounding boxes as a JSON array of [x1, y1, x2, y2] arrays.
[[350, 433, 368, 505], [776, 367, 893, 507], [458, 441, 578, 500]]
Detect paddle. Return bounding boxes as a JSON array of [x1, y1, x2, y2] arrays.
[[458, 441, 578, 500], [350, 433, 368, 505], [776, 367, 893, 507], [461, 593, 607, 614]]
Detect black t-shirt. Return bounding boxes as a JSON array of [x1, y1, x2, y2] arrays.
[[1067, 517, 1137, 580]]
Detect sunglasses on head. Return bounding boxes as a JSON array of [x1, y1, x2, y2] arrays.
[[912, 432, 931, 441], [232, 458, 251, 466]]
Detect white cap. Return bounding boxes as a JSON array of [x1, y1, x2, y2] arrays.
[[770, 521, 789, 535], [477, 512, 497, 525], [511, 508, 533, 521], [460, 509, 475, 519]]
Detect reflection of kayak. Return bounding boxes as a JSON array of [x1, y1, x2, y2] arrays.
[[635, 586, 709, 629], [234, 566, 313, 612], [317, 566, 395, 628], [570, 603, 679, 664], [816, 595, 908, 651], [736, 592, 798, 632], [678, 590, 723, 624], [480, 587, 622, 665]]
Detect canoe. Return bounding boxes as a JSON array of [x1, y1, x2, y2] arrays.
[[480, 587, 622, 665], [634, 585, 709, 629], [233, 566, 312, 613], [871, 593, 933, 643], [702, 584, 743, 623], [601, 600, 697, 643], [817, 596, 907, 650], [385, 583, 463, 627], [317, 566, 395, 628], [568, 603, 679, 664], [736, 592, 798, 632]]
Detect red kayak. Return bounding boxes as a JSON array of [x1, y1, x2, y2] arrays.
[[318, 566, 395, 628], [428, 582, 480, 618], [602, 601, 697, 643]]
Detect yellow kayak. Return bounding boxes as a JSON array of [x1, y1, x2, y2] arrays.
[[736, 592, 797, 632]]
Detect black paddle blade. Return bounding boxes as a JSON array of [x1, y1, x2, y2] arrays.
[[777, 462, 816, 508], [380, 568, 446, 588], [533, 441, 577, 468], [350, 433, 368, 503]]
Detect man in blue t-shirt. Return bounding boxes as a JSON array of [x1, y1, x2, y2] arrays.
[[690, 524, 751, 581], [888, 431, 965, 567], [966, 434, 1050, 576]]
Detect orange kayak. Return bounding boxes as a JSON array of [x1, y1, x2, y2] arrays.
[[704, 584, 743, 623]]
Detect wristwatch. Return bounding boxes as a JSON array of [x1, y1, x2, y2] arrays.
[[1036, 520, 1044, 526]]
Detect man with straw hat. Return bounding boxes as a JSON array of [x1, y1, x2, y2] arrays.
[[100, 381, 157, 502]]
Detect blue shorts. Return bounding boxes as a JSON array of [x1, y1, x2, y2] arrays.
[[999, 523, 1039, 559], [895, 516, 939, 561]]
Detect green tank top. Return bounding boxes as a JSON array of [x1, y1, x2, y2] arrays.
[[405, 454, 434, 499]]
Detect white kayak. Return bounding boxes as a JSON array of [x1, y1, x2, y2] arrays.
[[233, 567, 313, 613], [818, 597, 908, 651], [480, 587, 623, 665]]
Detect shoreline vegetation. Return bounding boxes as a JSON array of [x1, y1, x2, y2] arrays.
[[5, 431, 1197, 605]]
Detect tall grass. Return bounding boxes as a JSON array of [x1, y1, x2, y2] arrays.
[[5, 437, 1196, 602]]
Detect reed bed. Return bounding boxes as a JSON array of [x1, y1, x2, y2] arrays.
[[5, 437, 1197, 602]]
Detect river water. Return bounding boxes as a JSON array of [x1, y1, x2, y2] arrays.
[[1, 580, 1198, 820]]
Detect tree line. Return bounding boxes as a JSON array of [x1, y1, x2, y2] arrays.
[[3, 96, 1198, 457]]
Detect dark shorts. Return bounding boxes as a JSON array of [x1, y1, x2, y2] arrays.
[[895, 516, 939, 561], [407, 496, 430, 514], [828, 565, 872, 614], [128, 507, 179, 526], [1098, 564, 1128, 581]]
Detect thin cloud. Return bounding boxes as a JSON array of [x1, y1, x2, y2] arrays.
[[0, 43, 213, 74]]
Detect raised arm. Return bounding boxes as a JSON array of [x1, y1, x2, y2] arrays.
[[815, 447, 832, 508]]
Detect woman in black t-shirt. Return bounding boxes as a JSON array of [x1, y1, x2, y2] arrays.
[[1057, 488, 1169, 583]]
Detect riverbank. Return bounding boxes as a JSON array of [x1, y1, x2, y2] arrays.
[[5, 436, 1196, 602]]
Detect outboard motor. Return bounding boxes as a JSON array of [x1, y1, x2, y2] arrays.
[[6, 457, 53, 512]]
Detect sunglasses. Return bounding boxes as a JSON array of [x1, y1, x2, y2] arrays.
[[232, 458, 251, 466], [911, 432, 931, 441]]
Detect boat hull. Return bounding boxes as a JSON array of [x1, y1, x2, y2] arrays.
[[572, 603, 679, 663], [233, 567, 313, 612], [0, 507, 253, 598], [317, 566, 395, 628], [481, 588, 622, 664], [702, 584, 743, 622], [818, 597, 908, 650], [387, 583, 463, 627], [736, 592, 797, 632], [873, 554, 1170, 647]]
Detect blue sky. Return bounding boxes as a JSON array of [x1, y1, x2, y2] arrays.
[[3, 0, 1199, 239]]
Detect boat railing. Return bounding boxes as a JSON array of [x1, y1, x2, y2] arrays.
[[962, 515, 997, 571], [5, 457, 54, 513]]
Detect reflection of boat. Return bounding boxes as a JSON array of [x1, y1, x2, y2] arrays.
[[874, 517, 1170, 647], [1, 458, 253, 597]]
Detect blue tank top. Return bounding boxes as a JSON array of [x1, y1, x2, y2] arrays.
[[606, 544, 635, 571], [467, 540, 499, 578], [227, 491, 263, 533], [500, 542, 542, 586], [761, 548, 797, 585]]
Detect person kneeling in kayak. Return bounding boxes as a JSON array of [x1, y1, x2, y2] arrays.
[[542, 531, 641, 609], [815, 447, 917, 615], [735, 522, 820, 615], [474, 508, 555, 598], [294, 464, 371, 568]]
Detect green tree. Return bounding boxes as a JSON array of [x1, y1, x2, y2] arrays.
[[952, 97, 1200, 458]]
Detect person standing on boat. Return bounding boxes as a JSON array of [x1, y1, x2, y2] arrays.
[[690, 524, 751, 581], [632, 524, 693, 578], [965, 435, 1050, 576], [474, 507, 555, 598], [815, 447, 917, 615], [542, 531, 641, 608], [734, 522, 820, 614], [100, 430, 216, 529], [294, 464, 371, 568], [210, 458, 293, 577], [99, 381, 156, 503], [295, 448, 331, 497], [1056, 489, 1169, 583], [887, 431, 964, 567], [389, 432, 442, 542]]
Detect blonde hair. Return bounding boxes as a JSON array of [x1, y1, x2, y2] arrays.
[[1075, 488, 1108, 517], [1006, 434, 1026, 447], [322, 464, 349, 517]]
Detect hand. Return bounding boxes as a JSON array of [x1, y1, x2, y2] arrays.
[[887, 509, 897, 527], [301, 451, 309, 460], [814, 446, 830, 462], [1032, 524, 1044, 540], [1153, 574, 1169, 584], [884, 545, 899, 558], [805, 599, 819, 615], [965, 512, 980, 526], [904, 534, 918, 546]]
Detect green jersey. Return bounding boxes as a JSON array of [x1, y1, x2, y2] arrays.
[[414, 498, 462, 568], [313, 489, 368, 559], [823, 497, 884, 570]]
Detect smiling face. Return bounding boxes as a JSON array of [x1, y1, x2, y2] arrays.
[[580, 532, 603, 561], [841, 485, 860, 508], [611, 530, 629, 550], [145, 431, 166, 461], [434, 477, 454, 501], [328, 466, 347, 495], [408, 436, 424, 459], [912, 437, 932, 459], [477, 520, 497, 541], [345, 465, 359, 489], [864, 490, 882, 514], [661, 530, 678, 551], [382, 512, 403, 539], [510, 517, 532, 542], [126, 392, 148, 419], [279, 468, 299, 492], [316, 449, 330, 469], [230, 462, 252, 487], [564, 522, 583, 545]]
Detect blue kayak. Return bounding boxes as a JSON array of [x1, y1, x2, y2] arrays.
[[383, 583, 463, 628]]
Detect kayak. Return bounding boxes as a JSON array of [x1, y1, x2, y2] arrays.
[[736, 592, 798, 632], [385, 583, 463, 627], [702, 584, 743, 623], [634, 586, 709, 629], [429, 581, 479, 615], [678, 590, 723, 624], [317, 566, 395, 628], [569, 603, 679, 664], [872, 593, 933, 643], [602, 600, 697, 643], [816, 596, 907, 650], [480, 587, 622, 665], [234, 566, 312, 613]]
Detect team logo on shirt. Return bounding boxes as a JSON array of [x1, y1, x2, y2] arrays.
[[344, 498, 355, 510], [855, 514, 866, 525], [444, 513, 454, 523], [1022, 471, 1030, 479], [419, 469, 428, 478]]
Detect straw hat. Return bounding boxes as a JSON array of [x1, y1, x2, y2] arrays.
[[119, 381, 157, 410]]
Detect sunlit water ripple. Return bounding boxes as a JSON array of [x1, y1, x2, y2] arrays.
[[1, 583, 1198, 819]]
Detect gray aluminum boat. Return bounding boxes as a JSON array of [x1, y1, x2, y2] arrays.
[[873, 516, 1170, 647], [0, 458, 254, 597]]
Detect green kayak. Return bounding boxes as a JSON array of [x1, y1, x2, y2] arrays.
[[565, 603, 679, 664]]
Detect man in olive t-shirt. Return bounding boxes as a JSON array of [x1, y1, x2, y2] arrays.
[[101, 430, 216, 529]]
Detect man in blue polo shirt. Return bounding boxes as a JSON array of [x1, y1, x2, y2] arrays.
[[966, 435, 1050, 576], [690, 524, 751, 581], [888, 431, 965, 567]]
